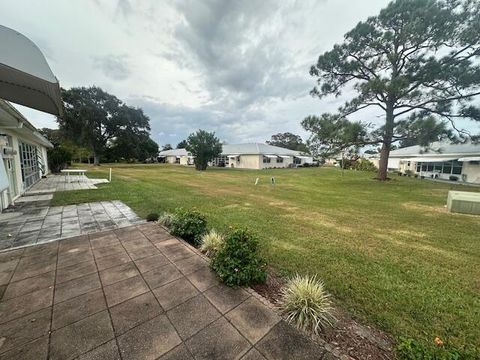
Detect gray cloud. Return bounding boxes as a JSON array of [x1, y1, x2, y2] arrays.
[[93, 54, 131, 81]]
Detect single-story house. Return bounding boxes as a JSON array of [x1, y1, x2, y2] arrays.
[[387, 141, 480, 184], [0, 100, 53, 211], [158, 148, 194, 165], [160, 143, 313, 170]]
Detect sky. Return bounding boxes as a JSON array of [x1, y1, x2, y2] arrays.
[[6, 0, 476, 149]]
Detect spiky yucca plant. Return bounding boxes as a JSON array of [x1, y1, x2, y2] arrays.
[[278, 274, 335, 334], [200, 229, 224, 256]]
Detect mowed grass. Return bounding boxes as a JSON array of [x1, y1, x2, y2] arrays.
[[52, 164, 480, 349]]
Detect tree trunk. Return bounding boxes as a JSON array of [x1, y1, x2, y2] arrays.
[[376, 103, 395, 181], [93, 154, 100, 166]]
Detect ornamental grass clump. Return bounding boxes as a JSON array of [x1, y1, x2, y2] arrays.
[[278, 274, 335, 335], [200, 229, 224, 256], [158, 212, 176, 228]]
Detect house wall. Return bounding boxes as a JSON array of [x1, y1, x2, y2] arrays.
[[165, 156, 177, 164], [463, 162, 480, 183], [229, 155, 261, 169], [0, 128, 49, 211]]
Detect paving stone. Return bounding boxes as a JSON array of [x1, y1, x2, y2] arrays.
[[255, 320, 324, 360], [104, 275, 150, 307], [57, 236, 90, 254], [241, 347, 267, 360], [110, 292, 163, 335], [95, 252, 131, 271], [153, 238, 180, 250], [143, 264, 183, 290], [0, 287, 53, 324], [185, 266, 220, 292], [173, 255, 208, 275], [2, 270, 55, 300], [18, 251, 57, 266], [185, 317, 250, 360], [167, 294, 221, 340], [10, 258, 55, 282], [92, 244, 127, 259], [23, 241, 58, 257], [226, 297, 281, 344], [89, 234, 119, 249], [117, 315, 181, 360], [54, 273, 101, 304], [0, 307, 51, 355], [153, 278, 199, 310], [205, 284, 250, 314], [99, 262, 139, 285], [52, 289, 106, 330], [77, 339, 121, 360], [159, 344, 194, 360], [125, 244, 159, 260], [57, 249, 94, 269], [0, 335, 49, 360], [0, 259, 19, 286], [49, 310, 115, 360], [134, 253, 169, 273], [56, 259, 97, 284], [160, 244, 195, 261]]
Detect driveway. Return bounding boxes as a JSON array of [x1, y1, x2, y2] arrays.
[[0, 223, 331, 360]]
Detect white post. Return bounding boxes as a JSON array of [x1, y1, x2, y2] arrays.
[[109, 168, 112, 182]]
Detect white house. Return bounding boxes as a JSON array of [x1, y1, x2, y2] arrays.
[[160, 143, 313, 170], [0, 100, 53, 211], [388, 141, 480, 184]]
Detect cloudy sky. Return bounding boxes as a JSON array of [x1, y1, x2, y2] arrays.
[[4, 0, 405, 147]]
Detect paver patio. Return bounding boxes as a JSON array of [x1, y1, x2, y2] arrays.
[[0, 222, 330, 360]]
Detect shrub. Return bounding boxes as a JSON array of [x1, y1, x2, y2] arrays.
[[200, 229, 224, 256], [170, 208, 208, 246], [396, 337, 479, 360], [449, 175, 458, 181], [146, 213, 159, 222], [405, 170, 414, 177], [211, 228, 267, 286], [158, 212, 176, 228], [278, 274, 335, 335], [47, 146, 72, 173], [354, 158, 377, 172]]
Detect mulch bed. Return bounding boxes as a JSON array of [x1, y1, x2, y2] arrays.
[[252, 270, 396, 360]]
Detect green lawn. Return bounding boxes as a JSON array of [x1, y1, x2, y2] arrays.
[[52, 164, 480, 350]]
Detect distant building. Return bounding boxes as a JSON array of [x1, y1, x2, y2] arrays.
[[385, 142, 480, 184], [158, 143, 313, 170], [0, 100, 53, 211]]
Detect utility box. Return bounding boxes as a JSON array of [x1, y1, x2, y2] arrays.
[[447, 191, 480, 215]]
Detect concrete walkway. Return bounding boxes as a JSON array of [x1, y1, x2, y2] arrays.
[[0, 201, 143, 250], [0, 223, 329, 360], [28, 174, 109, 192]]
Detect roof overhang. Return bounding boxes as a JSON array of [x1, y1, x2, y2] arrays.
[[458, 157, 480, 162], [0, 25, 63, 117], [263, 154, 277, 159], [400, 157, 459, 162]]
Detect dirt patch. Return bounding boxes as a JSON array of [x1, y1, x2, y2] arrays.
[[402, 202, 447, 214], [253, 270, 396, 360]]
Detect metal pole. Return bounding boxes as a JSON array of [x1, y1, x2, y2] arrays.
[[109, 168, 112, 182]]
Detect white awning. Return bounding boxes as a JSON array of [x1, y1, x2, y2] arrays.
[[0, 25, 63, 117], [279, 155, 290, 159], [264, 155, 277, 158], [458, 157, 480, 162], [295, 156, 311, 159], [227, 154, 239, 158], [400, 157, 458, 163]]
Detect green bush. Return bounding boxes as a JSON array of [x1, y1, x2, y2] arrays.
[[354, 158, 377, 172], [396, 337, 479, 360], [278, 274, 335, 335], [170, 208, 208, 246], [211, 228, 267, 286], [158, 212, 176, 228], [200, 229, 224, 256], [146, 213, 159, 222], [47, 146, 72, 173]]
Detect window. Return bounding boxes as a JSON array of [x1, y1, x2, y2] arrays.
[[293, 157, 302, 165], [276, 157, 283, 163], [452, 160, 462, 175], [442, 162, 452, 174], [263, 156, 271, 164], [416, 164, 421, 172], [19, 142, 39, 188]]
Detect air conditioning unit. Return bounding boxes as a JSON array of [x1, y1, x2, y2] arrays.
[[1, 146, 17, 159]]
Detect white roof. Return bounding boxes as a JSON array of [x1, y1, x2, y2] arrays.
[[221, 143, 306, 156], [0, 25, 63, 116], [389, 141, 480, 158], [458, 157, 480, 162], [401, 157, 459, 162], [159, 148, 189, 156]]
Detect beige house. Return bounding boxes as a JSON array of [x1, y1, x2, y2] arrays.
[[160, 143, 313, 170], [387, 142, 480, 184], [0, 100, 53, 211]]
